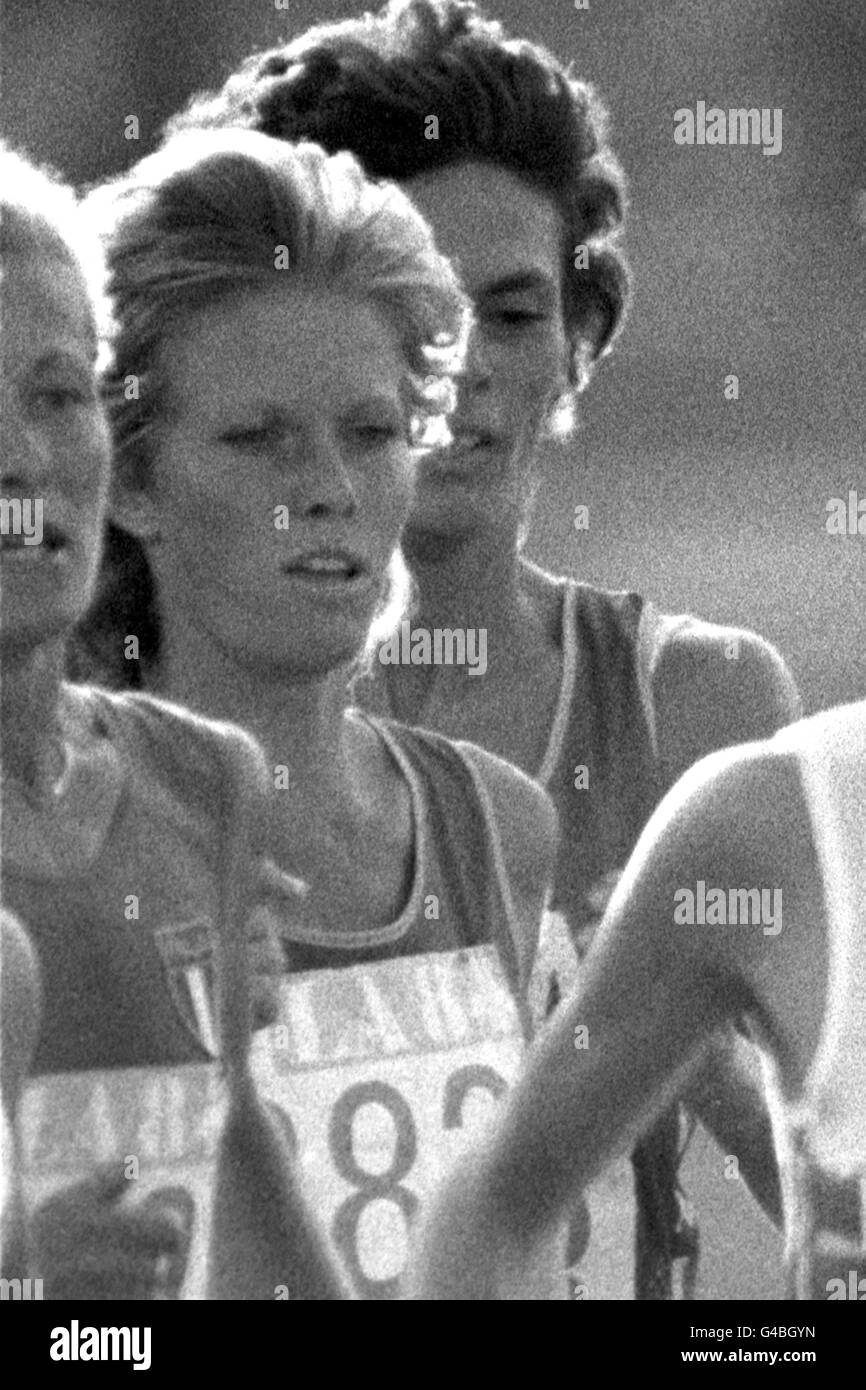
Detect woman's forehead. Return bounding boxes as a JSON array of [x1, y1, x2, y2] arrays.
[[167, 280, 402, 357], [2, 248, 96, 351], [156, 280, 407, 412], [2, 207, 82, 274], [402, 161, 563, 293]]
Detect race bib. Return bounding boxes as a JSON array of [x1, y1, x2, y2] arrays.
[[20, 1062, 226, 1300], [250, 943, 636, 1299]]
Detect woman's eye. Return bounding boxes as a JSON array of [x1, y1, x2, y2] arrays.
[[220, 427, 276, 449], [493, 309, 547, 327], [35, 385, 88, 410], [353, 424, 401, 446]]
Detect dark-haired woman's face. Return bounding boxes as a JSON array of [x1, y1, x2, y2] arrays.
[[401, 161, 570, 556], [140, 282, 412, 677], [0, 250, 110, 653]]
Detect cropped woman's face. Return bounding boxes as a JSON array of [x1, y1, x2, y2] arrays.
[[139, 281, 412, 677], [0, 243, 110, 654], [401, 160, 571, 557]]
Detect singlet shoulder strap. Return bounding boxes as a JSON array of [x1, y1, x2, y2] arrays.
[[550, 583, 667, 831], [569, 584, 655, 737], [360, 714, 530, 1006], [453, 740, 555, 1018], [634, 603, 696, 764], [537, 579, 579, 786]]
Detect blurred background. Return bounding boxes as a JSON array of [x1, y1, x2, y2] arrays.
[[3, 0, 865, 715]]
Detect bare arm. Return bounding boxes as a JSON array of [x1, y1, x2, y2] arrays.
[[649, 625, 801, 1227], [1, 909, 42, 1281], [406, 755, 753, 1299], [209, 1084, 349, 1301]]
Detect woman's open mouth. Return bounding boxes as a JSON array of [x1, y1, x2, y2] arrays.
[[423, 430, 499, 478], [280, 549, 372, 593]]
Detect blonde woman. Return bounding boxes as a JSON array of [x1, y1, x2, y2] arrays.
[[73, 127, 557, 1297]]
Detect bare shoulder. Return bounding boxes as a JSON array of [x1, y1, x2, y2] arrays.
[[665, 737, 814, 889], [650, 616, 802, 779], [628, 735, 825, 1048], [125, 687, 268, 803]]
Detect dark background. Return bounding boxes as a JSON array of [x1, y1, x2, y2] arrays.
[[4, 0, 865, 716]]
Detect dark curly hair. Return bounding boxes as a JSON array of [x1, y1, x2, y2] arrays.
[[166, 0, 631, 395]]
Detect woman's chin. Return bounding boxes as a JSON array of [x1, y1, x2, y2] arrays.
[[240, 632, 368, 682], [402, 506, 480, 563]]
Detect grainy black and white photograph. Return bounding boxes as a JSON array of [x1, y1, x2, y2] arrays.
[[1, 0, 865, 1354]]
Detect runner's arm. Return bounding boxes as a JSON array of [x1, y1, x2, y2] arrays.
[[405, 755, 749, 1299]]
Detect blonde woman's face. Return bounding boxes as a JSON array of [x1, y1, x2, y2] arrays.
[[141, 282, 413, 676], [0, 248, 110, 653]]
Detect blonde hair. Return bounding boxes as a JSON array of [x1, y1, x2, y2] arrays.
[[0, 141, 106, 339], [84, 128, 469, 489]]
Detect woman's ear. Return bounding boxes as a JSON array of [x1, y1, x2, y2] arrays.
[[567, 331, 596, 396], [569, 304, 610, 393]]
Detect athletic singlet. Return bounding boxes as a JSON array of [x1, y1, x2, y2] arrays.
[[0, 682, 264, 1071], [1, 682, 335, 1299], [762, 700, 866, 1299], [354, 576, 704, 1298], [246, 709, 557, 1298], [257, 709, 540, 1007], [354, 579, 693, 994]]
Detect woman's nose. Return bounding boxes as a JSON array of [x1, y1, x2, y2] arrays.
[[457, 323, 493, 392], [288, 432, 358, 518], [0, 387, 55, 493], [0, 449, 52, 501]]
